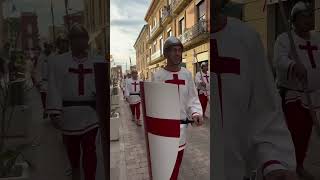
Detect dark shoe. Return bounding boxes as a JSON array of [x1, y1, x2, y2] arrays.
[[297, 166, 315, 180], [136, 120, 142, 126]]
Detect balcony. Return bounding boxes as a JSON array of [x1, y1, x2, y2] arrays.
[[149, 50, 164, 65], [177, 20, 209, 50], [170, 0, 192, 15], [161, 6, 172, 26], [149, 22, 163, 41]]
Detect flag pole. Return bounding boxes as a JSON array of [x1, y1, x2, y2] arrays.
[[50, 0, 56, 44]]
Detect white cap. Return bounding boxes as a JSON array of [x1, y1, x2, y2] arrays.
[[163, 36, 183, 52], [69, 23, 89, 38], [201, 62, 208, 67], [291, 1, 312, 19]]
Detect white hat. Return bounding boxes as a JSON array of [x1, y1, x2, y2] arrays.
[[69, 23, 89, 38], [291, 1, 312, 19], [163, 36, 183, 52], [201, 62, 208, 67]]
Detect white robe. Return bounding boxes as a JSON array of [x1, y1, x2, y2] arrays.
[[152, 67, 202, 150], [195, 71, 210, 96], [274, 31, 320, 110], [36, 53, 50, 92], [211, 17, 296, 179], [47, 52, 104, 135], [124, 78, 142, 104]]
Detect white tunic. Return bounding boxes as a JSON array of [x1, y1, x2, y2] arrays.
[[211, 17, 296, 179], [195, 71, 210, 96], [152, 67, 202, 150], [47, 52, 104, 135], [274, 31, 320, 109], [124, 78, 142, 104]]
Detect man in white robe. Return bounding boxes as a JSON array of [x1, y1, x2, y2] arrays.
[[152, 36, 203, 180], [210, 0, 298, 179], [195, 62, 210, 117], [124, 70, 142, 126], [47, 24, 103, 180], [273, 1, 319, 179]]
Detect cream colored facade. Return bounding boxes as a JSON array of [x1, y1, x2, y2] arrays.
[[134, 25, 149, 80], [0, 0, 3, 50], [242, 0, 319, 63], [83, 0, 107, 56], [141, 0, 210, 79]]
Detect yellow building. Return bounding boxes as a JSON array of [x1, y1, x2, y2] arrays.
[[242, 0, 319, 63], [83, 0, 107, 56], [134, 25, 149, 80], [143, 0, 210, 79]]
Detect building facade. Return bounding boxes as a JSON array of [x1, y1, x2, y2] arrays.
[[20, 12, 39, 51], [48, 25, 66, 43], [134, 25, 149, 80], [64, 11, 84, 28], [141, 0, 210, 79], [83, 0, 107, 56], [242, 0, 318, 66]]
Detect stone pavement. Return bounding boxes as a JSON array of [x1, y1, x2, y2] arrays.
[[110, 93, 210, 180], [304, 128, 320, 179], [21, 87, 105, 180]]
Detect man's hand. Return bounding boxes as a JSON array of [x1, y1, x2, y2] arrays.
[[265, 170, 298, 180], [49, 113, 63, 130], [291, 63, 307, 84], [192, 114, 203, 126]]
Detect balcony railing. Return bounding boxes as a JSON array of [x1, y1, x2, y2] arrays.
[[151, 50, 161, 61], [150, 23, 160, 37], [178, 19, 208, 44], [161, 6, 172, 25], [170, 0, 192, 14]]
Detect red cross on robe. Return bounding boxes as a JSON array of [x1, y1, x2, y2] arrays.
[[69, 64, 93, 96], [299, 41, 318, 68], [132, 81, 139, 91], [203, 74, 209, 83], [164, 74, 185, 93], [210, 39, 240, 126]]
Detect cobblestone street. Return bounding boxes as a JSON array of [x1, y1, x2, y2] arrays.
[[110, 93, 210, 180]]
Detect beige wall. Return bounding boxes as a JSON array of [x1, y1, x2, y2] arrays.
[[316, 0, 320, 31]]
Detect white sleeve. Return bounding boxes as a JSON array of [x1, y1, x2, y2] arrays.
[[187, 72, 203, 117], [46, 59, 63, 115], [249, 32, 296, 176], [194, 73, 201, 89], [124, 80, 130, 97], [273, 34, 296, 80]]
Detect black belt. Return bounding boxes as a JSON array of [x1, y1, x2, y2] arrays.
[[62, 100, 96, 110], [180, 119, 194, 124], [130, 93, 140, 96]]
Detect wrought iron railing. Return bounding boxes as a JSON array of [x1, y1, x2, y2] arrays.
[[178, 19, 208, 44]]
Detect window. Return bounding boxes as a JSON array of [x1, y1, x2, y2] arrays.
[[197, 0, 206, 21], [27, 24, 32, 34], [167, 28, 172, 38], [168, 0, 172, 5], [153, 17, 157, 27], [153, 41, 157, 53], [160, 37, 163, 54], [28, 38, 33, 49], [179, 18, 185, 35], [160, 8, 163, 19]]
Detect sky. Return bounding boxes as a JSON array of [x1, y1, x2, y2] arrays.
[[110, 0, 151, 71]]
